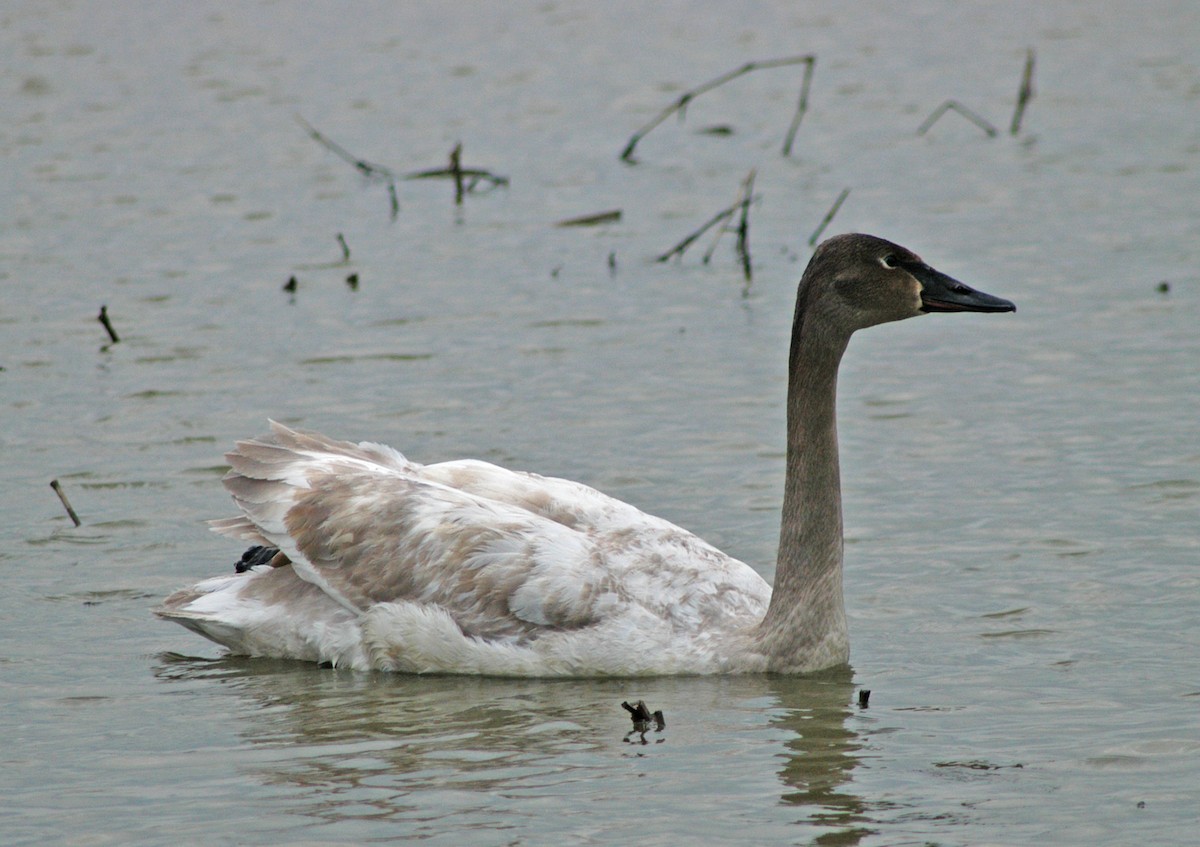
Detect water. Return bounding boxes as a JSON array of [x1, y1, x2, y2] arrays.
[[3, 1, 1198, 844]]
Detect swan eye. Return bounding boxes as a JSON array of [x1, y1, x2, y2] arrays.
[[879, 254, 899, 269]]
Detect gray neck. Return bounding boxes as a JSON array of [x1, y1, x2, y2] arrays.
[[755, 299, 850, 670]]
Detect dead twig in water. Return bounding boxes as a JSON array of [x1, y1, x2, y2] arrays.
[[336, 233, 351, 262], [1010, 48, 1036, 136], [97, 305, 119, 344], [917, 100, 998, 138], [781, 56, 817, 157], [734, 169, 756, 285], [555, 209, 623, 227], [50, 479, 81, 527], [657, 205, 738, 263], [657, 195, 762, 269], [620, 54, 817, 163], [296, 116, 507, 212], [808, 187, 851, 247], [449, 142, 464, 205], [402, 142, 509, 194], [701, 169, 756, 272], [295, 114, 395, 180]]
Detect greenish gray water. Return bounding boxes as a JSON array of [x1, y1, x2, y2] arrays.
[[3, 2, 1198, 845]]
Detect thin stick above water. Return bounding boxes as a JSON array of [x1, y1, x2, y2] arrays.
[[97, 305, 120, 344], [50, 479, 82, 527], [1010, 48, 1036, 136], [620, 54, 817, 163], [917, 100, 998, 138], [296, 116, 507, 212], [734, 169, 756, 285]]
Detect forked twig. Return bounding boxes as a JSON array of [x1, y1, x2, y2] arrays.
[[620, 54, 817, 163], [659, 171, 759, 287], [917, 100, 998, 138], [781, 57, 817, 157], [296, 116, 508, 213], [656, 204, 739, 264]]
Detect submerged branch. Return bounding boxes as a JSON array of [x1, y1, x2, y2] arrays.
[[620, 54, 817, 163], [657, 202, 740, 263], [658, 171, 759, 287], [296, 116, 508, 212], [781, 56, 817, 157], [917, 100, 998, 138]]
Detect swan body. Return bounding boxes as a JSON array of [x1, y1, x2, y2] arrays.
[[158, 234, 1014, 676]]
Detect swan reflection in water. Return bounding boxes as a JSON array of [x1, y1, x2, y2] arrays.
[[155, 654, 874, 843]]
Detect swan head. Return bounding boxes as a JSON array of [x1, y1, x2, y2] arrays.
[[803, 233, 1015, 334]]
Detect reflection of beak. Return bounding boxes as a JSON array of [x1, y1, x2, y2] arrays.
[[910, 262, 1016, 313]]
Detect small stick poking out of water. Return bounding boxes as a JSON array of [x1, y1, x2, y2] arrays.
[[734, 169, 756, 286], [50, 479, 82, 527], [857, 689, 871, 709], [781, 55, 817, 157], [808, 188, 850, 247], [336, 233, 351, 262], [97, 305, 120, 344], [658, 173, 761, 275], [1009, 48, 1036, 136], [917, 100, 998, 138]]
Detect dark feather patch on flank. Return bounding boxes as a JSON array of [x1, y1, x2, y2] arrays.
[[235, 545, 281, 573]]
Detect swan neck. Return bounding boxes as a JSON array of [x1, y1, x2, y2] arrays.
[[756, 308, 849, 670]]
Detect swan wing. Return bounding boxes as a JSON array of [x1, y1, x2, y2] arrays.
[[213, 422, 766, 647]]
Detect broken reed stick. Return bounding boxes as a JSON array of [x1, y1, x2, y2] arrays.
[[97, 305, 120, 344], [296, 116, 508, 212], [50, 479, 82, 527], [555, 209, 623, 227], [917, 99, 998, 138], [620, 54, 817, 163], [781, 56, 817, 157], [295, 114, 395, 181], [808, 187, 850, 247], [336, 233, 351, 262], [734, 169, 756, 284], [449, 142, 464, 205], [656, 201, 749, 264], [387, 181, 399, 218], [1010, 48, 1036, 136], [701, 170, 755, 267]]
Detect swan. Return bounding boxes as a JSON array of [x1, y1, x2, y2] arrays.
[[157, 233, 1014, 676]]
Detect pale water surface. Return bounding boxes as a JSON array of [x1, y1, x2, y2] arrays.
[[2, 2, 1198, 845]]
